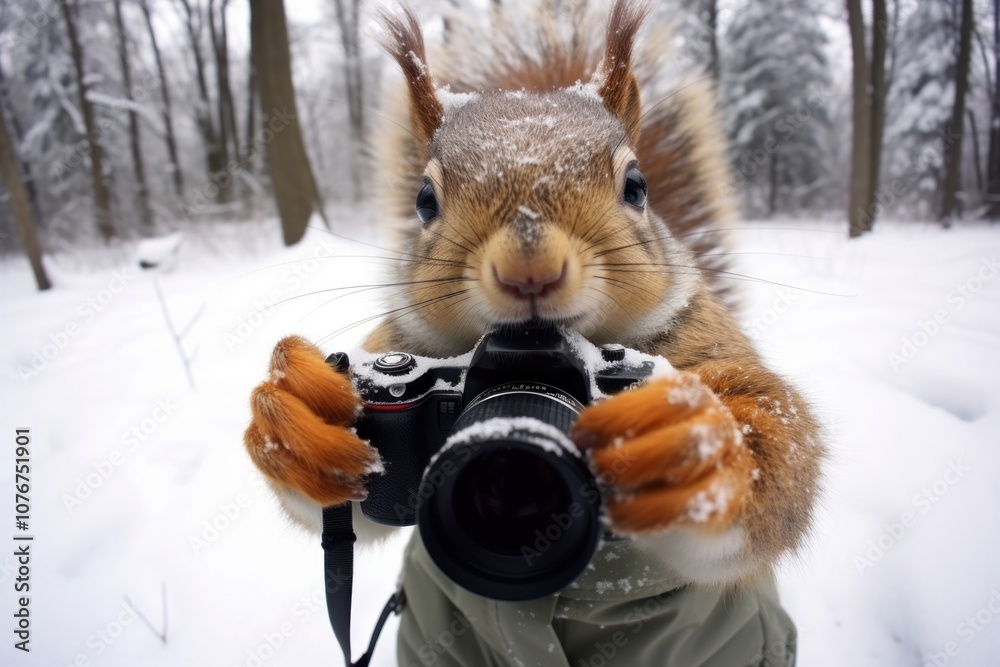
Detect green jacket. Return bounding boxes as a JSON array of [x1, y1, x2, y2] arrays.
[[395, 533, 796, 667]]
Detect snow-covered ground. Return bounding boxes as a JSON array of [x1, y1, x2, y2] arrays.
[[1, 218, 998, 666]]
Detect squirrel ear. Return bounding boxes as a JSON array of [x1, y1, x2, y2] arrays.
[[376, 4, 443, 147], [595, 0, 649, 145]]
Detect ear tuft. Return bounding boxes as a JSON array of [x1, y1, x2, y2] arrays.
[[595, 0, 649, 145], [375, 3, 443, 146]]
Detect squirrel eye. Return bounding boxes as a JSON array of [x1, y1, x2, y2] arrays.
[[415, 181, 439, 224], [623, 167, 648, 209]]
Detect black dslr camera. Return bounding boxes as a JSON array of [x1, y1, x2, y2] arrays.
[[326, 324, 659, 600]]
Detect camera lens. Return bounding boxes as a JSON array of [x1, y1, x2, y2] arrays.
[[453, 449, 571, 555], [417, 383, 601, 601]]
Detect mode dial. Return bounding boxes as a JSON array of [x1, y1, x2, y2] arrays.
[[373, 352, 416, 375]]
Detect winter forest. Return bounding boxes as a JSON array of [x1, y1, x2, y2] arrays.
[[0, 0, 998, 263], [2, 1, 1000, 667]]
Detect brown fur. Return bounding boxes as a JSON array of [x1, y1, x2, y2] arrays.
[[595, 0, 648, 144], [374, 5, 443, 147], [244, 0, 824, 580], [377, 0, 738, 304], [652, 288, 825, 563], [245, 336, 379, 505]]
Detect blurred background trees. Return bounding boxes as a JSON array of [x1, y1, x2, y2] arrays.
[[0, 0, 997, 276]]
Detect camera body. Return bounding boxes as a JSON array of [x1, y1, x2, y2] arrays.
[[329, 325, 657, 524], [326, 324, 663, 600]]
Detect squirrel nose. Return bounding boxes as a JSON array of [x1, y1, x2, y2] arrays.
[[493, 261, 566, 300]]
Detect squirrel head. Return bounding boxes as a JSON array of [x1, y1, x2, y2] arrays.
[[375, 1, 697, 354]]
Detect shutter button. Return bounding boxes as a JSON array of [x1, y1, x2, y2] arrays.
[[600, 344, 626, 363], [374, 352, 416, 375]]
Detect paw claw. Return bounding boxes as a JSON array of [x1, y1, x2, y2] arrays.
[[244, 337, 373, 507], [577, 371, 753, 533]]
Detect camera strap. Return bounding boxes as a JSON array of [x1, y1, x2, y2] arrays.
[[321, 503, 407, 667]]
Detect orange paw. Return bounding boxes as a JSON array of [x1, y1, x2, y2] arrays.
[[572, 372, 754, 534], [244, 336, 382, 506]]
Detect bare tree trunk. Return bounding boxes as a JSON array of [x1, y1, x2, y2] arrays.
[[140, 0, 184, 201], [967, 108, 984, 198], [0, 61, 39, 215], [0, 107, 51, 291], [768, 150, 779, 216], [113, 0, 153, 233], [986, 0, 1000, 219], [974, 26, 994, 106], [885, 0, 902, 91], [250, 0, 326, 245], [177, 0, 224, 201], [706, 0, 719, 84], [332, 0, 364, 201], [242, 48, 257, 213], [219, 1, 240, 168], [846, 0, 873, 237], [243, 57, 256, 175], [208, 0, 235, 203], [941, 0, 974, 221], [58, 0, 116, 241], [869, 0, 888, 203]]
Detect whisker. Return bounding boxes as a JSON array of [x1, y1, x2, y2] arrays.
[[316, 289, 473, 346], [594, 273, 653, 302], [594, 264, 855, 297], [229, 277, 472, 330], [304, 225, 470, 267], [300, 277, 475, 323], [673, 225, 847, 242], [589, 284, 643, 331], [695, 251, 825, 261], [378, 292, 479, 340], [577, 197, 626, 247], [591, 233, 673, 257], [585, 221, 849, 258], [229, 254, 470, 279]]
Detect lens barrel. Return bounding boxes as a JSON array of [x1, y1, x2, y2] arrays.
[[417, 383, 601, 601]]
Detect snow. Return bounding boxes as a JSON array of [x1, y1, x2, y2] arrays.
[[429, 416, 579, 471], [731, 220, 1000, 667], [565, 80, 603, 103], [562, 329, 674, 398], [435, 85, 479, 112], [136, 233, 184, 271], [85, 90, 166, 136], [1, 218, 999, 666], [686, 483, 733, 523], [349, 346, 471, 391]]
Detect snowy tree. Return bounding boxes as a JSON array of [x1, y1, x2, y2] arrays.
[[0, 1, 108, 243], [941, 0, 976, 220], [113, 0, 153, 233], [0, 100, 50, 290], [845, 0, 889, 237], [332, 0, 365, 201], [671, 0, 720, 83], [984, 0, 1000, 218], [720, 0, 833, 216], [250, 0, 326, 245], [139, 0, 185, 202], [882, 0, 960, 218], [58, 0, 117, 241]]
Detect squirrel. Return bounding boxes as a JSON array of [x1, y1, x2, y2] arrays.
[[244, 1, 824, 664]]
